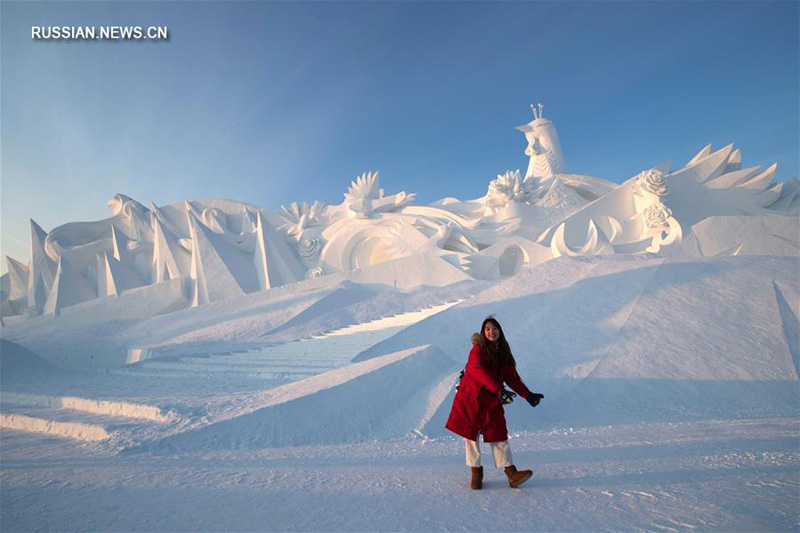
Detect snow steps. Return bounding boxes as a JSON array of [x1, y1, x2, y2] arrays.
[[311, 300, 463, 337], [152, 344, 457, 450], [112, 363, 327, 381], [0, 392, 176, 442], [112, 309, 432, 384]]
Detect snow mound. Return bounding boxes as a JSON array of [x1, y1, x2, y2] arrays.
[[151, 344, 455, 450], [358, 255, 799, 433]]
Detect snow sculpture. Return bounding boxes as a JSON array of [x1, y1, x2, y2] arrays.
[[26, 220, 55, 315], [484, 170, 537, 212], [2, 104, 797, 323], [253, 211, 305, 290], [343, 171, 415, 219], [516, 103, 567, 180], [43, 255, 97, 315], [279, 201, 326, 239]]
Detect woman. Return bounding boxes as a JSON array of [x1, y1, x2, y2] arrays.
[[445, 316, 544, 490]]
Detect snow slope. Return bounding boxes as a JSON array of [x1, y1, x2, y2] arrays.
[[2, 255, 797, 450], [358, 255, 799, 434], [1, 254, 798, 531]]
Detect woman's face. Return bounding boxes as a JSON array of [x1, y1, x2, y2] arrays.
[[484, 322, 500, 342]]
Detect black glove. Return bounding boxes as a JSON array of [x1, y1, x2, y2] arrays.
[[526, 392, 544, 407], [499, 389, 517, 405]]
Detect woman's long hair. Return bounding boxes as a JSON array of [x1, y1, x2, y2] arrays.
[[478, 316, 516, 375]]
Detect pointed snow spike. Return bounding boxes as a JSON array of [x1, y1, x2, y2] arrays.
[[705, 165, 762, 189], [96, 253, 108, 297], [103, 253, 117, 296], [766, 177, 800, 213], [149, 201, 183, 237], [687, 144, 713, 166], [737, 163, 777, 192], [187, 214, 255, 305], [104, 251, 145, 296], [671, 144, 734, 184], [254, 211, 283, 290], [5, 256, 29, 301], [185, 200, 205, 228], [700, 144, 736, 184], [254, 212, 274, 290], [187, 217, 206, 307], [43, 255, 97, 315], [254, 211, 306, 290], [788, 186, 800, 214], [763, 181, 786, 209], [27, 219, 56, 311], [152, 216, 183, 283], [240, 207, 257, 234], [751, 183, 782, 208], [111, 225, 134, 265], [725, 148, 742, 172]]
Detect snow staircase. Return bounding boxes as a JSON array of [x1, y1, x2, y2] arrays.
[[110, 302, 462, 383], [0, 392, 176, 443]]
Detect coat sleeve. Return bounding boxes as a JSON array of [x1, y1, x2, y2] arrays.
[[465, 345, 502, 395], [503, 365, 532, 399]]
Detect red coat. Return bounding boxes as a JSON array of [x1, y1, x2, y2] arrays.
[[445, 339, 531, 443]]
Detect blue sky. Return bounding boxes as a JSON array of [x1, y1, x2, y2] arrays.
[[2, 1, 798, 273]]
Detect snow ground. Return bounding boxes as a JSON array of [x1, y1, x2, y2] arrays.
[[1, 255, 798, 531], [2, 417, 798, 531]]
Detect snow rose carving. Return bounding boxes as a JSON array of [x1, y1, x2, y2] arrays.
[[298, 236, 321, 259], [644, 202, 673, 228], [305, 267, 324, 279], [486, 170, 535, 207], [638, 169, 668, 197]]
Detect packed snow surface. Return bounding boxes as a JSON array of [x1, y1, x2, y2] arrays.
[[2, 418, 797, 531], [1, 254, 798, 530]]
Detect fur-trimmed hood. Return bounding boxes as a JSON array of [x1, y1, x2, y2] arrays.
[[471, 332, 482, 345]]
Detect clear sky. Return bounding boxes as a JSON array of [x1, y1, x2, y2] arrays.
[[1, 1, 798, 274]]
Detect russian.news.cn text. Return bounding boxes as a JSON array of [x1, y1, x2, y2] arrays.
[[32, 26, 169, 41]]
